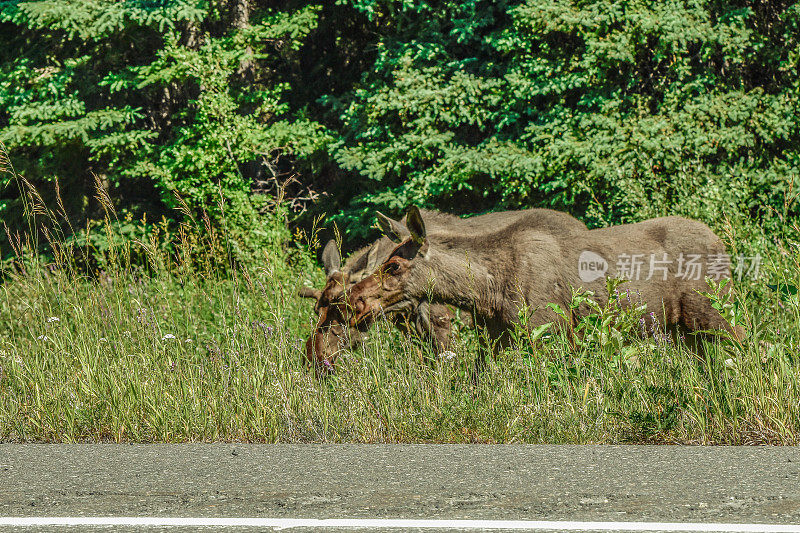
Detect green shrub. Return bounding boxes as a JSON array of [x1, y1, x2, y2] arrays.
[[0, 1, 331, 261], [328, 0, 800, 246]]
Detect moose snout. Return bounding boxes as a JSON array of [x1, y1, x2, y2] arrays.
[[303, 336, 317, 365], [304, 333, 337, 376]]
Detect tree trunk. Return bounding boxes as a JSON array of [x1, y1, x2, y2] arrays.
[[228, 0, 254, 80]]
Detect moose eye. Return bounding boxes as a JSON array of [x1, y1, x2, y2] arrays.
[[383, 262, 399, 275]]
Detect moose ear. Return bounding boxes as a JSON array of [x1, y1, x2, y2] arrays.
[[321, 239, 341, 275], [388, 239, 422, 261], [405, 206, 426, 245], [365, 243, 382, 274], [298, 286, 322, 299], [376, 211, 408, 243]]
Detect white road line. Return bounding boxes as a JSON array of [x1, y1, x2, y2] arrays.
[[0, 518, 799, 531]]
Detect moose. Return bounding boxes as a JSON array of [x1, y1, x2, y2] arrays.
[[303, 208, 588, 371], [308, 207, 743, 369], [299, 210, 464, 373]]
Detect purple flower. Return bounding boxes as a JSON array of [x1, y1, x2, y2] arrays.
[[251, 321, 274, 340]]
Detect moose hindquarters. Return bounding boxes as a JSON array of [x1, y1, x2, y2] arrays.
[[678, 285, 744, 340]]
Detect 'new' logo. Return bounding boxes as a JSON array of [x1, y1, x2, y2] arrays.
[[578, 251, 608, 283]]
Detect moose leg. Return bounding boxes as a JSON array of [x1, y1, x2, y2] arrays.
[[469, 316, 509, 387]]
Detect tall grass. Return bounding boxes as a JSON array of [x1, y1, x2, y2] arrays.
[[1, 148, 799, 443]]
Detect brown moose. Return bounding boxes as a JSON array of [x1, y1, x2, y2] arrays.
[[305, 208, 589, 371], [300, 210, 472, 373], [312, 207, 742, 368]]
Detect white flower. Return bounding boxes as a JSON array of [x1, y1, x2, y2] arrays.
[[37, 335, 49, 341], [162, 334, 176, 340], [724, 358, 736, 369], [440, 350, 457, 361], [99, 337, 108, 343], [185, 338, 193, 343], [47, 317, 60, 323]]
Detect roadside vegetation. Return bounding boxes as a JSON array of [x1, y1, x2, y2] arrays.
[[2, 152, 799, 443], [1, 1, 799, 443]]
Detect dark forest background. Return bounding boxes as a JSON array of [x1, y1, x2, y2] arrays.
[[2, 0, 798, 261]]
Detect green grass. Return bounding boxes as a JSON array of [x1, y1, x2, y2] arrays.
[[1, 226, 799, 444], [2, 142, 799, 444]]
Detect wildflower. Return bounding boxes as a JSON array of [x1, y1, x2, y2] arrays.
[[47, 316, 60, 323], [440, 350, 457, 361], [37, 335, 49, 341], [251, 321, 274, 340], [724, 358, 736, 369], [323, 359, 334, 371], [162, 334, 176, 340], [136, 308, 151, 326], [185, 338, 193, 344], [99, 337, 108, 342]]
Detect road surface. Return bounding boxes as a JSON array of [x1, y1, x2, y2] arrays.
[[1, 445, 799, 531]]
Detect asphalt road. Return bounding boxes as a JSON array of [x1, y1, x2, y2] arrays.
[[1, 445, 799, 531]]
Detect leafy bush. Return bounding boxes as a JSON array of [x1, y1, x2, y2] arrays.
[[2, 0, 799, 271], [0, 1, 332, 260], [328, 0, 800, 246]]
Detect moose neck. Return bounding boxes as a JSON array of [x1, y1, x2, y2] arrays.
[[410, 244, 503, 319]]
